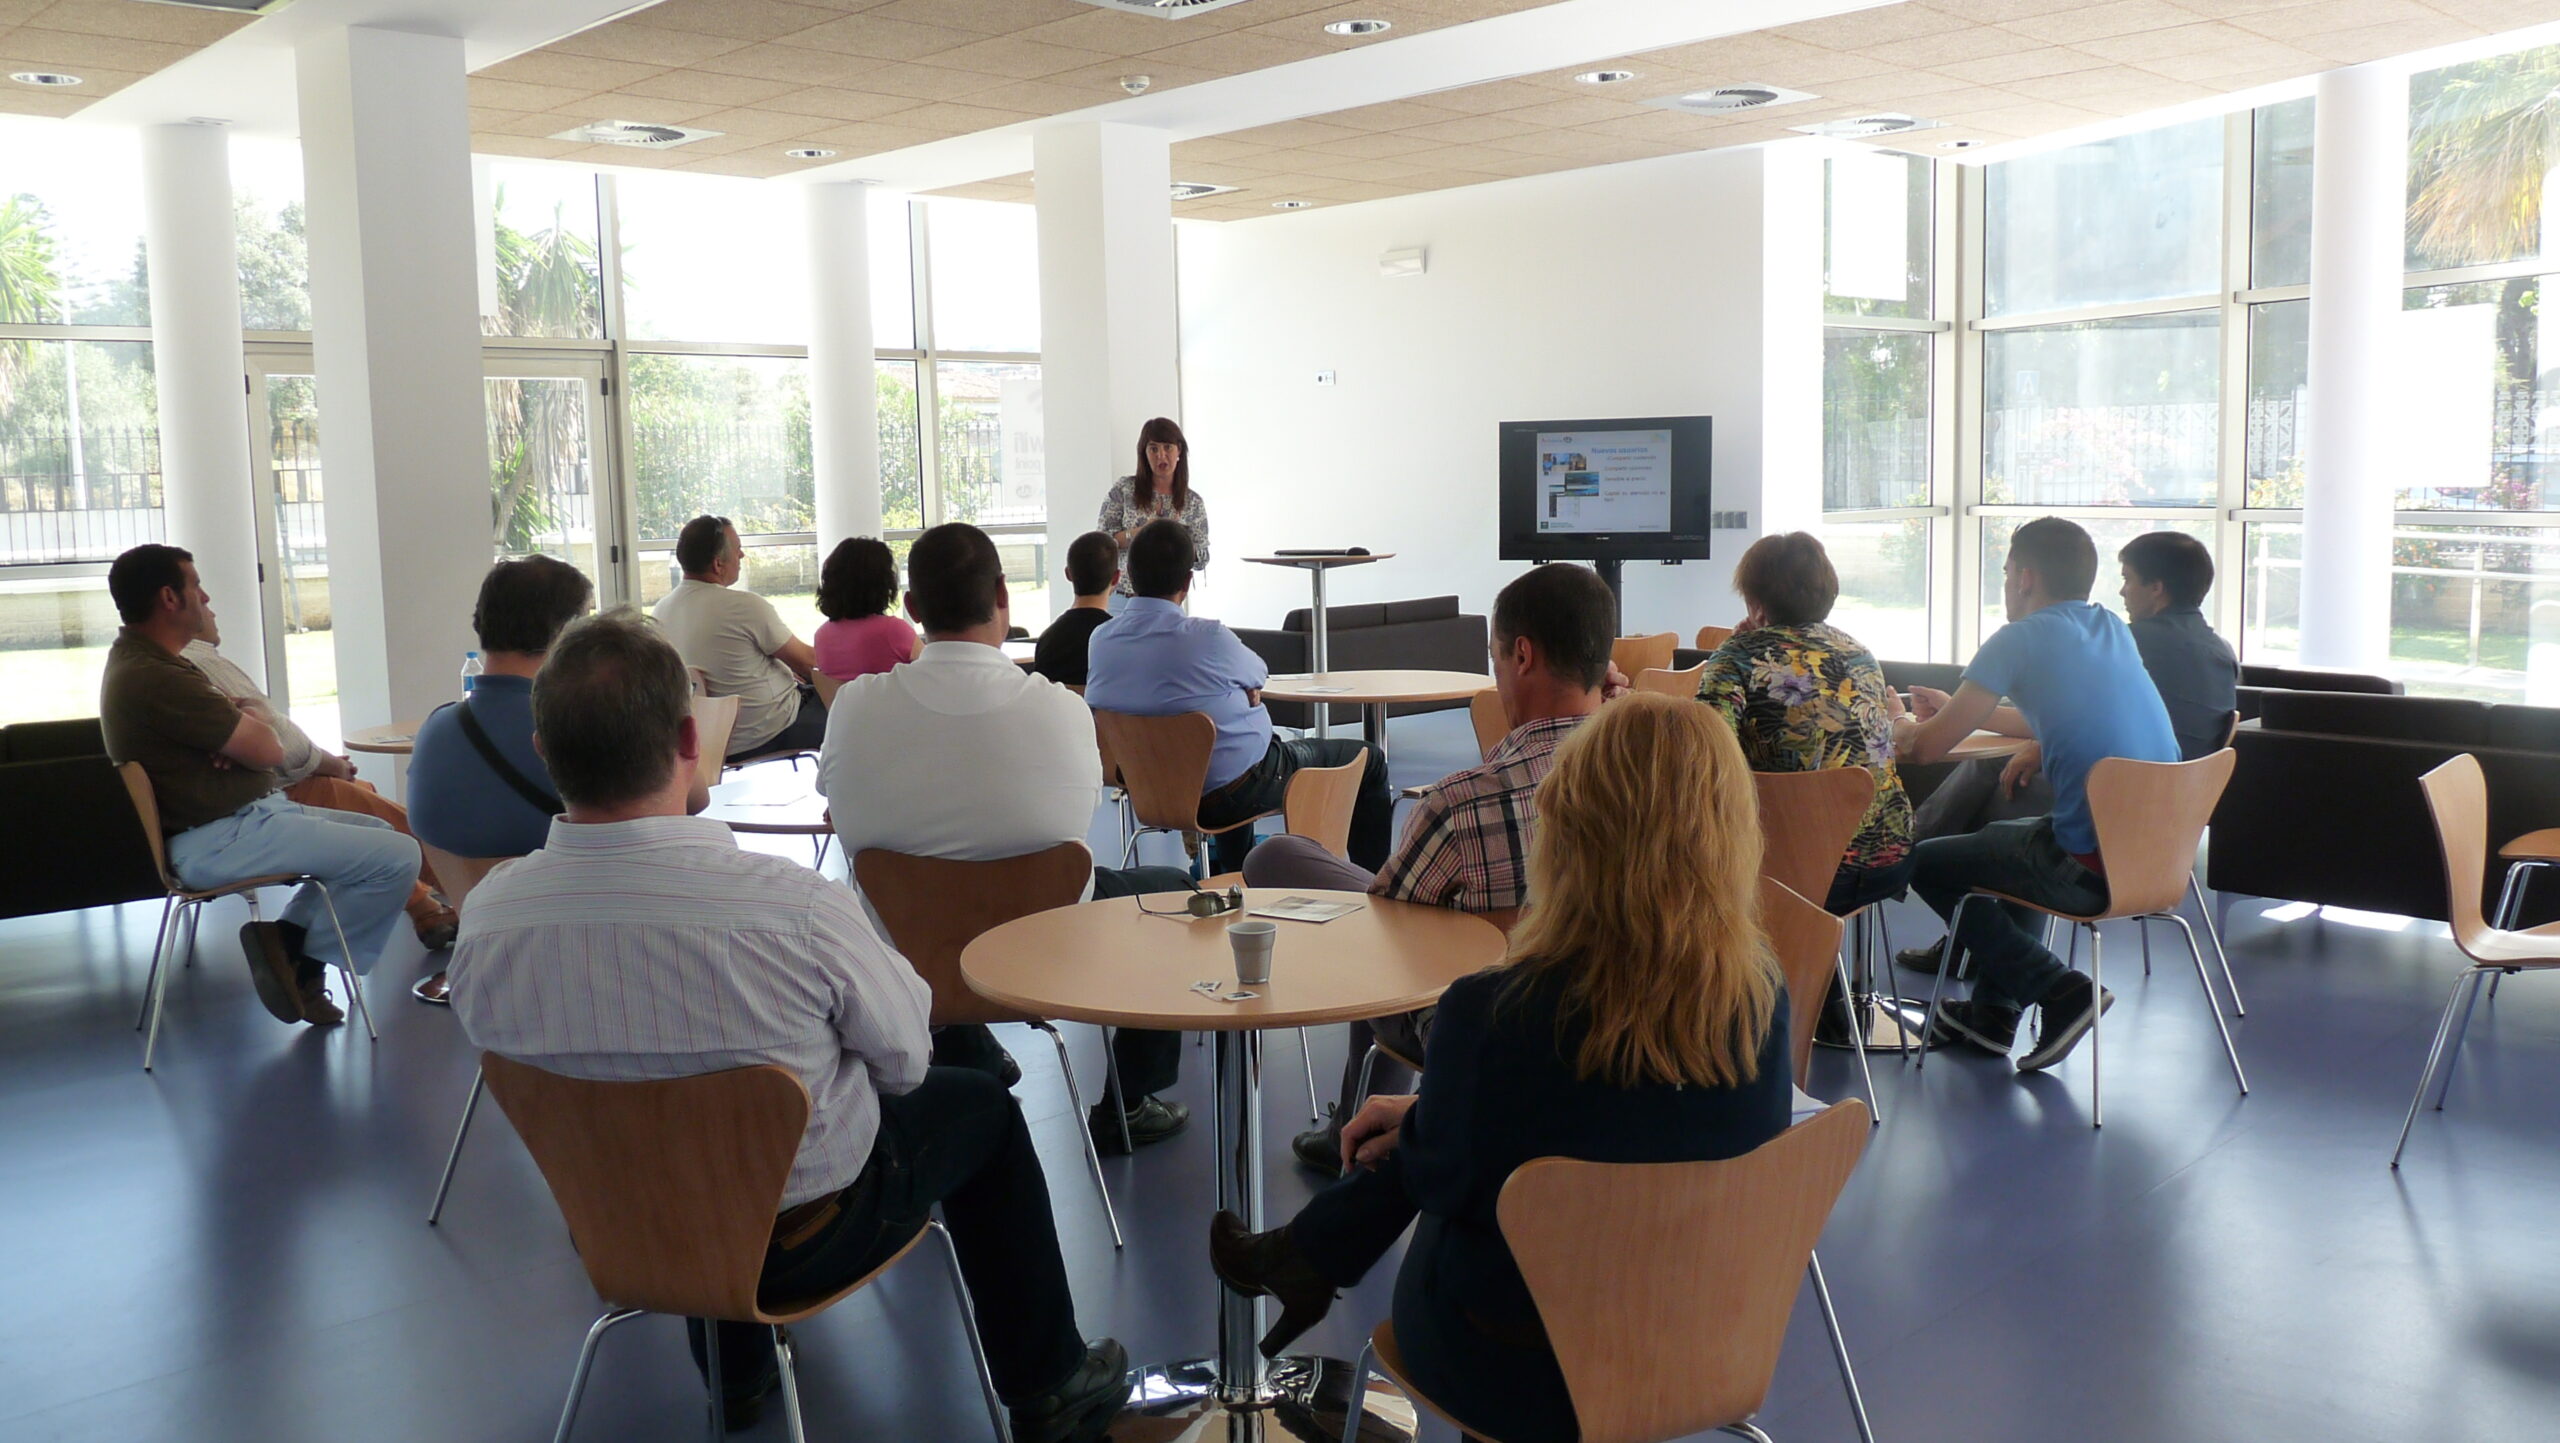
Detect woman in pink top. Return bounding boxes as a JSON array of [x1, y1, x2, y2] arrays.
[[811, 537, 919, 681]]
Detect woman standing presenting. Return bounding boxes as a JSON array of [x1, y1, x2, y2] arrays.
[[1096, 417, 1209, 606]]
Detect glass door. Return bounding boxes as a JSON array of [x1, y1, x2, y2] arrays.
[[483, 353, 624, 605], [246, 354, 337, 750]]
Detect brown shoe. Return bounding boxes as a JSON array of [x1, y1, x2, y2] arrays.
[[412, 906, 459, 952], [236, 922, 305, 1024], [411, 970, 452, 1007], [296, 966, 346, 1027]]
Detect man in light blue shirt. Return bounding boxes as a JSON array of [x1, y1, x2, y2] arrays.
[[1891, 518, 2178, 1074], [1086, 520, 1394, 875]]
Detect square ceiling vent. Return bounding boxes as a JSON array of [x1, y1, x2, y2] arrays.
[[133, 0, 294, 13], [1172, 181, 1241, 200], [1788, 113, 1947, 141], [1071, 0, 1258, 16], [549, 120, 724, 149], [1644, 83, 1818, 117]]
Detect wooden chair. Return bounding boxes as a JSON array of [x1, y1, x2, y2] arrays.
[[853, 843, 1126, 1244], [1347, 1101, 1872, 1443], [1755, 768, 1889, 1121], [1093, 709, 1281, 879], [2392, 754, 2560, 1167], [481, 1056, 1005, 1443], [1634, 662, 1708, 699], [418, 845, 523, 1227], [691, 694, 741, 794], [1695, 624, 1736, 652], [1611, 632, 1677, 676], [1916, 751, 2248, 1128], [2176, 708, 2247, 1017], [810, 670, 843, 709], [1282, 750, 1369, 858], [1405, 690, 1515, 801], [1763, 876, 1852, 1096], [119, 762, 379, 1071]]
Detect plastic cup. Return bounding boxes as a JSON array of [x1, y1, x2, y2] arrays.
[[1228, 919, 1277, 986]]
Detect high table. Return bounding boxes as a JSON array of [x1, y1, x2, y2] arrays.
[[344, 720, 425, 756], [1243, 555, 1395, 737], [961, 887, 1505, 1441], [1259, 670, 1492, 757]]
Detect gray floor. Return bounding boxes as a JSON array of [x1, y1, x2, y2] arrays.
[[6, 708, 2560, 1442]]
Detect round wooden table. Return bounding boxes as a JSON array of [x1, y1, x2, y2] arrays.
[[702, 768, 834, 866], [1260, 669, 1491, 756], [344, 720, 426, 756], [1944, 729, 2034, 760], [962, 888, 1505, 1441]]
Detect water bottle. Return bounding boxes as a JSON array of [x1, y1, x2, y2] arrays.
[[460, 651, 484, 698]]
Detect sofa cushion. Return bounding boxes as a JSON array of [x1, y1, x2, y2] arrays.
[[1879, 660, 1966, 696], [0, 755, 164, 921], [2258, 691, 2489, 746], [1283, 602, 1388, 633], [1381, 596, 1459, 625], [2487, 703, 2560, 754], [2240, 664, 2402, 696], [1, 717, 107, 764]]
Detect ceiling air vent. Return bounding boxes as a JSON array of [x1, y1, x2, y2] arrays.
[[1789, 112, 1946, 140], [549, 120, 724, 149], [133, 0, 295, 13], [1171, 181, 1240, 200], [1644, 83, 1817, 116], [1071, 0, 1259, 17]]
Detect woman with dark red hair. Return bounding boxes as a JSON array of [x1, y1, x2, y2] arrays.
[[1094, 416, 1209, 608]]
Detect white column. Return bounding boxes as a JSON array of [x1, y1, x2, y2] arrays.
[[142, 122, 263, 687], [2298, 61, 2407, 672], [1759, 142, 1826, 541], [296, 27, 490, 730], [808, 181, 881, 550], [1036, 122, 1179, 614]]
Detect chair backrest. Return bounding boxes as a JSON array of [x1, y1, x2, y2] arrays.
[[853, 843, 1095, 1026], [2217, 708, 2241, 750], [1753, 768, 1875, 907], [1282, 750, 1369, 857], [811, 670, 843, 709], [115, 761, 181, 892], [417, 844, 513, 916], [687, 665, 710, 697], [1088, 706, 1121, 787], [1760, 875, 1845, 1089], [2086, 750, 2237, 917], [480, 1054, 807, 1321], [1469, 687, 1513, 760], [1694, 624, 1735, 652], [1092, 710, 1217, 832], [2420, 753, 2494, 953], [1498, 1101, 1871, 1443], [1634, 662, 1707, 699], [1611, 632, 1677, 676], [690, 694, 741, 790]]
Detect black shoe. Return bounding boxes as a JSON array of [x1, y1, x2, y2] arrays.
[[720, 1369, 781, 1432], [1812, 985, 1866, 1050], [1928, 998, 2021, 1055], [1290, 1116, 1345, 1179], [1209, 1211, 1338, 1358], [1089, 1095, 1188, 1155], [236, 922, 304, 1024], [1897, 939, 1960, 977], [1011, 1338, 1128, 1443], [996, 1048, 1023, 1089], [2018, 974, 2115, 1073]]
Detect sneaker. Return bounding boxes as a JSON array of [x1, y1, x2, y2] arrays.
[[296, 965, 345, 1027], [1927, 998, 2021, 1055], [1011, 1338, 1128, 1443], [1897, 939, 1965, 978], [236, 922, 304, 1024], [1090, 1095, 1189, 1155], [1290, 1115, 1345, 1179], [2017, 974, 2114, 1073]]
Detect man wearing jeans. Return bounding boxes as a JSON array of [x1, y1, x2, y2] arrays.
[[1085, 519, 1394, 876], [1892, 518, 2178, 1073], [98, 544, 421, 1027]]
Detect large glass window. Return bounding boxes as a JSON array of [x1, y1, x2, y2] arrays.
[[1978, 515, 2213, 641], [0, 340, 161, 564], [2245, 300, 2308, 509], [2251, 97, 2316, 289], [1985, 119, 2222, 317], [629, 354, 813, 551], [481, 162, 603, 341], [618, 173, 809, 345], [0, 118, 149, 326], [1825, 152, 1930, 321], [232, 135, 310, 333], [925, 198, 1039, 353], [2407, 46, 2560, 272], [1983, 314, 2220, 508], [1822, 517, 1929, 663], [2395, 279, 2559, 511], [1823, 329, 1929, 511]]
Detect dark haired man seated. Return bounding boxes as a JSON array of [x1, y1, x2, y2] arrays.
[[1247, 563, 1616, 1175], [448, 611, 1127, 1442], [2118, 530, 2240, 761], [1085, 519, 1395, 877], [1031, 530, 1120, 687]]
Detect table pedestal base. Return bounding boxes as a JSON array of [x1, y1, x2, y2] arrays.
[[1120, 1355, 1415, 1442]]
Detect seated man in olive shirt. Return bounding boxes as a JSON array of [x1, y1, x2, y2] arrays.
[[98, 544, 421, 1027]]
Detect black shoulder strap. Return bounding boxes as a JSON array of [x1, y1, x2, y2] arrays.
[[454, 695, 563, 816]]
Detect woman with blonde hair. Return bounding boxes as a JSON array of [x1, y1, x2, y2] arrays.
[[1209, 693, 1794, 1443]]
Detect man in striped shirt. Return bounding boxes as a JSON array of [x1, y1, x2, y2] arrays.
[[449, 612, 1127, 1443], [1244, 563, 1619, 1176]]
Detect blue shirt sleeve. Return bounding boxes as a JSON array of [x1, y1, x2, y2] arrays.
[[1961, 616, 2035, 699], [1219, 625, 1269, 689]]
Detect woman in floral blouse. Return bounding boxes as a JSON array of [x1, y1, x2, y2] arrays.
[[1096, 416, 1210, 604], [1697, 531, 1915, 916]]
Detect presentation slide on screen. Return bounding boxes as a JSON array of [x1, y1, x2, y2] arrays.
[[1534, 429, 1673, 534]]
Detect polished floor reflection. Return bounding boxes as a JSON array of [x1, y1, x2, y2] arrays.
[[5, 711, 2560, 1442]]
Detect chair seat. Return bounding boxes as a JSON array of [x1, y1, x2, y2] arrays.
[[1966, 886, 2133, 926], [740, 1222, 929, 1326], [1367, 1321, 1510, 1443], [2462, 917, 2560, 967], [176, 872, 310, 902], [1376, 1038, 1424, 1073], [2500, 828, 2560, 862]]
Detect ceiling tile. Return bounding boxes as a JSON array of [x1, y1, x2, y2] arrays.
[[1139, 30, 1334, 73], [1489, 94, 1639, 128], [800, 119, 948, 153], [615, 68, 803, 107], [467, 76, 607, 113], [1225, 117, 1370, 148], [621, 0, 850, 44], [833, 61, 1013, 102], [865, 0, 1094, 34], [758, 85, 921, 124], [895, 99, 1039, 134], [1, 25, 194, 71], [1774, 4, 1978, 51], [967, 76, 1121, 113], [2072, 20, 2262, 63], [2000, 1, 2219, 46], [2294, 15, 2481, 63], [1169, 135, 1277, 163], [1043, 58, 1227, 94], [926, 34, 1120, 80], [547, 92, 729, 126], [1011, 8, 1232, 54], [1395, 111, 1545, 143], [1934, 45, 2113, 84], [1854, 24, 2046, 70], [1297, 129, 1450, 158], [692, 41, 900, 87], [2135, 38, 2326, 81], [32, 0, 246, 46], [473, 50, 666, 93], [683, 105, 849, 140], [2230, 0, 2439, 38], [1813, 69, 1991, 105], [546, 24, 750, 68], [786, 13, 978, 61]]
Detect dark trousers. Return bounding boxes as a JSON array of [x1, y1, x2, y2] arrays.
[[1911, 756, 2054, 842], [1909, 817, 2108, 1011], [1825, 854, 1916, 916], [688, 1066, 1085, 1407], [730, 683, 827, 761], [1240, 835, 1428, 1128], [1200, 736, 1395, 876]]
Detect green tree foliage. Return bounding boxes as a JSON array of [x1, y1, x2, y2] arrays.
[[0, 194, 64, 413], [484, 194, 602, 552]]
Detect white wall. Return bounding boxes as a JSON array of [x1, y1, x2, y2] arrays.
[[1176, 144, 1818, 638]]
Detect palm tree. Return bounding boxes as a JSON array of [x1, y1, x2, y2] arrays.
[[0, 194, 64, 414], [484, 194, 602, 551], [2406, 50, 2560, 388]]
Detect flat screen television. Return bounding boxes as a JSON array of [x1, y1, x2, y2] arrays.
[[1496, 414, 1713, 564]]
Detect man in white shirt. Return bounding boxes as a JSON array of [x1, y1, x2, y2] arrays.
[[652, 515, 825, 760], [823, 522, 1196, 1153], [449, 610, 1127, 1443]]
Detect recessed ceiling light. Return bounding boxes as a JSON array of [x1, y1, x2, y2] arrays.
[[784, 147, 837, 160], [1273, 200, 1313, 210], [1940, 138, 1984, 150], [1574, 70, 1638, 86], [9, 71, 82, 88], [1172, 181, 1241, 200], [1324, 18, 1392, 36]]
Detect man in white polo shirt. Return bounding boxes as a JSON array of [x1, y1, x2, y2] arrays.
[[652, 514, 826, 760], [822, 521, 1197, 1154]]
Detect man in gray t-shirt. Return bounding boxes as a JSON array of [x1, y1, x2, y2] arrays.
[[651, 515, 825, 758]]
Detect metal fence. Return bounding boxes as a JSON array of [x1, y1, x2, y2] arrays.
[[0, 425, 165, 563]]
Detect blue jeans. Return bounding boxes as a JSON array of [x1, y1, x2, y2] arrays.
[[165, 795, 422, 977], [1907, 816, 2106, 1011]]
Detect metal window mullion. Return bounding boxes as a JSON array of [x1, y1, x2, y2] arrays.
[[2216, 109, 2254, 646], [2234, 284, 2309, 305], [1950, 158, 1988, 663], [2403, 256, 2560, 290], [1822, 314, 1951, 334], [911, 198, 945, 528], [598, 170, 640, 609], [1969, 294, 2223, 331], [620, 339, 811, 359], [1971, 504, 2219, 520], [1823, 505, 1949, 522], [1928, 154, 1962, 664], [0, 560, 110, 581], [0, 323, 151, 342]]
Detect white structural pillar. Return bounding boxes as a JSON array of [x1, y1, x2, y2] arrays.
[[296, 27, 490, 730], [1759, 142, 1826, 542], [1036, 122, 1179, 614], [142, 122, 263, 687], [2298, 61, 2408, 672], [808, 181, 882, 550]]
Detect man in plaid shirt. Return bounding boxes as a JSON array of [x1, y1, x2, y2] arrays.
[[1244, 562, 1619, 1176]]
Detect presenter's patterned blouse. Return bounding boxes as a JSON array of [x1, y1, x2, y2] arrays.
[[1096, 476, 1210, 598], [1697, 622, 1913, 875]]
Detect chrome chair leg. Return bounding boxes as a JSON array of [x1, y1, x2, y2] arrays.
[[2087, 923, 2104, 1129], [1718, 1426, 1777, 1442], [142, 897, 191, 1072], [1101, 1029, 1134, 1154], [2137, 916, 2151, 978], [1833, 947, 1882, 1125], [1352, 1043, 1380, 1110], [2431, 965, 2493, 1111], [136, 894, 177, 1032], [929, 1216, 1012, 1441], [2164, 914, 2248, 1095], [1915, 894, 1987, 1072], [2189, 875, 2245, 1017], [1807, 1252, 1876, 1443], [1035, 1022, 1122, 1248], [550, 1307, 643, 1443], [311, 882, 378, 1042], [1298, 1029, 1321, 1121], [704, 1312, 725, 1440], [427, 1066, 486, 1225], [180, 896, 203, 967], [1340, 1337, 1377, 1443], [2394, 966, 2489, 1168], [774, 1325, 809, 1443]]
